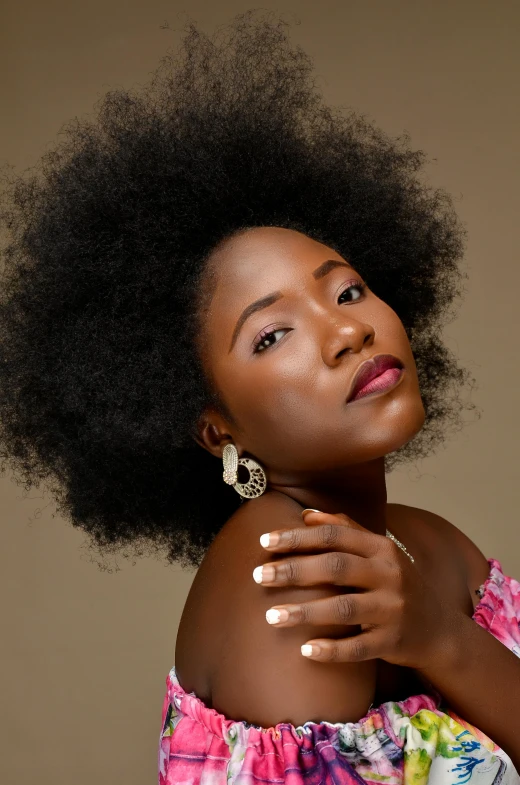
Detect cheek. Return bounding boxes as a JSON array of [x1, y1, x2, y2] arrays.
[[370, 300, 403, 334], [218, 350, 317, 429], [214, 350, 350, 470], [371, 302, 417, 364]]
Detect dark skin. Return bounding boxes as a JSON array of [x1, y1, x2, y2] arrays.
[[197, 225, 426, 531], [175, 226, 520, 764]]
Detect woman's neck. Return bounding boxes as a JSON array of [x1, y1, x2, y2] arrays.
[[268, 457, 388, 537]]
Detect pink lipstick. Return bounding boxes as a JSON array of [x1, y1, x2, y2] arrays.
[[347, 354, 404, 403]]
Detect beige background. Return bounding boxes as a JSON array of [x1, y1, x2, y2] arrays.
[[1, 0, 519, 782]]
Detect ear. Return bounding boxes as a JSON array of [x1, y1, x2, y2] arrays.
[[193, 408, 238, 459]]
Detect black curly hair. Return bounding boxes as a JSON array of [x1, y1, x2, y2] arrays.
[[0, 10, 478, 570]]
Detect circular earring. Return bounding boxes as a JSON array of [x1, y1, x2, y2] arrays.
[[222, 443, 267, 499]]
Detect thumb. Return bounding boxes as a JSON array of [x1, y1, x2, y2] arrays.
[[302, 509, 364, 530], [331, 512, 366, 530]]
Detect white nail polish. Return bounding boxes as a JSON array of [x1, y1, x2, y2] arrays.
[[253, 566, 263, 584], [259, 533, 270, 548], [266, 608, 281, 624]]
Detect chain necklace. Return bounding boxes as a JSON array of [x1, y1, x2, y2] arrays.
[[386, 529, 414, 563]]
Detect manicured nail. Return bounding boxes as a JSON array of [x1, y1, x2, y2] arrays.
[[253, 565, 275, 583], [266, 608, 289, 624], [302, 508, 321, 516], [301, 643, 321, 657], [260, 532, 280, 547]]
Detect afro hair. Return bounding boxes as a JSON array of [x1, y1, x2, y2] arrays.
[[0, 10, 478, 570]]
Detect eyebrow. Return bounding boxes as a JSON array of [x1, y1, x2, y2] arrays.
[[312, 258, 353, 280], [228, 258, 353, 352]]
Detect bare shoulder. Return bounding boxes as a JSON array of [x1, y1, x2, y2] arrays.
[[389, 502, 491, 599], [203, 491, 377, 728]]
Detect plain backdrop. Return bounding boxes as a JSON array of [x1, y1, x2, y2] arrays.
[[1, 1, 519, 782]]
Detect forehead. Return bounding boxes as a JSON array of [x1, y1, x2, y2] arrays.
[[208, 226, 343, 305]]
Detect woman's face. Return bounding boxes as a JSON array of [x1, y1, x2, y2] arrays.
[[199, 226, 425, 479]]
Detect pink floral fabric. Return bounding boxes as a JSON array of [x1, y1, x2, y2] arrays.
[[159, 557, 520, 785]]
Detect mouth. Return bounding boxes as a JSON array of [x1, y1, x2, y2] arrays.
[[346, 354, 404, 403]]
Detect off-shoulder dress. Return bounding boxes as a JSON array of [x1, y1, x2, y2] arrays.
[[159, 557, 520, 785]]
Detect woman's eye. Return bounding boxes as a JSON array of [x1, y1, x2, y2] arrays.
[[254, 328, 290, 353], [252, 283, 366, 354], [338, 282, 366, 304]]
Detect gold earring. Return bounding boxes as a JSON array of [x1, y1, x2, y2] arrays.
[[222, 443, 267, 499]]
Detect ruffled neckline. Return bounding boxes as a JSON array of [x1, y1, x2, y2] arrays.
[[472, 557, 502, 619]]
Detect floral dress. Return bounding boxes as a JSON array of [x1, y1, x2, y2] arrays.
[[159, 557, 520, 785]]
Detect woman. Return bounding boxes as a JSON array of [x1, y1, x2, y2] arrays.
[[1, 11, 519, 784]]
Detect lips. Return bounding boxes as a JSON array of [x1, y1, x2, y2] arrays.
[[346, 354, 404, 402]]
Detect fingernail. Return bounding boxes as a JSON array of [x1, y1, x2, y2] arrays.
[[260, 532, 280, 547], [253, 565, 275, 584], [266, 608, 289, 624], [301, 644, 321, 657], [302, 508, 321, 517]]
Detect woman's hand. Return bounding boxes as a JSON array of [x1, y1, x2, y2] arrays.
[[253, 509, 461, 670]]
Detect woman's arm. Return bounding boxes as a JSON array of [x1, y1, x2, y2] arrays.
[[417, 611, 520, 772], [209, 494, 377, 728], [414, 509, 520, 771]]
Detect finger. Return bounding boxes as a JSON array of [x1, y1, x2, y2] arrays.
[[260, 522, 381, 558], [265, 588, 382, 628], [302, 510, 367, 532], [253, 551, 379, 588], [300, 630, 380, 662]]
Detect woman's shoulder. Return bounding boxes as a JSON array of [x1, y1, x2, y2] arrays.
[[177, 491, 377, 726], [174, 492, 309, 699], [210, 489, 305, 549]]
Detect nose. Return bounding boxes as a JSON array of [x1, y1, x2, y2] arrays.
[[321, 315, 375, 367]]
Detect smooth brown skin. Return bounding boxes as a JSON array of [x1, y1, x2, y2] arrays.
[[175, 226, 490, 727]]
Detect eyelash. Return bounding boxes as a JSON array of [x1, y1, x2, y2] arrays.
[[252, 280, 367, 353]]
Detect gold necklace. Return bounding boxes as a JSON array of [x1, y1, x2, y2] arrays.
[[386, 529, 414, 563]]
